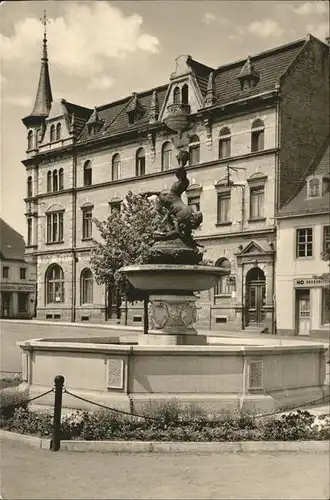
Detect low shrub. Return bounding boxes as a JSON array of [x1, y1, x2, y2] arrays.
[[0, 388, 29, 421], [1, 399, 329, 442], [0, 374, 22, 390]]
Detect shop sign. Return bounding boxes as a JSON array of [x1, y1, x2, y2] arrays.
[[294, 278, 326, 288], [0, 283, 35, 292]]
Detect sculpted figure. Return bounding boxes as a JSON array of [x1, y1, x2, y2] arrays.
[[143, 164, 203, 249]]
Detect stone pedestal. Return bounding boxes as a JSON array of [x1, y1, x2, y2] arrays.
[[146, 294, 205, 345]]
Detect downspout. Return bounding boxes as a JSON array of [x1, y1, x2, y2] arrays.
[[273, 92, 281, 334], [71, 141, 77, 323]]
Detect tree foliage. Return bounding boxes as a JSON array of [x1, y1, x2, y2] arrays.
[[90, 191, 165, 302]]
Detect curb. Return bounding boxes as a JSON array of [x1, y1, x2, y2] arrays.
[[1, 430, 329, 453]]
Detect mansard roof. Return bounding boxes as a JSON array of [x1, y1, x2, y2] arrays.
[[76, 36, 309, 144], [277, 137, 330, 218]]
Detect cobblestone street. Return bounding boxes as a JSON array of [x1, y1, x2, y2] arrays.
[[1, 440, 329, 500]]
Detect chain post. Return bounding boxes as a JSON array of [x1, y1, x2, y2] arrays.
[[51, 375, 64, 452]]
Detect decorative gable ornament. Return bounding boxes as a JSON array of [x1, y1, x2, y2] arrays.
[[86, 107, 104, 136], [204, 71, 215, 107], [126, 93, 145, 125], [149, 90, 159, 124], [238, 56, 260, 91]]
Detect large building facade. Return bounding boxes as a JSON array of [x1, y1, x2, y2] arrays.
[[0, 219, 36, 319], [276, 139, 330, 339], [22, 31, 329, 331]]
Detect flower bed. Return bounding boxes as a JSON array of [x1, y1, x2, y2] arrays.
[[1, 398, 329, 442]]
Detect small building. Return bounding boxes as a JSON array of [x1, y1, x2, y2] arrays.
[[276, 139, 330, 338], [0, 219, 36, 318]]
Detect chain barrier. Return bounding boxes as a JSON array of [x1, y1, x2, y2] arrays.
[[63, 387, 329, 423], [63, 388, 159, 422], [1, 388, 54, 410]]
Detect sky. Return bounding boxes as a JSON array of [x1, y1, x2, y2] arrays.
[[0, 0, 329, 239]]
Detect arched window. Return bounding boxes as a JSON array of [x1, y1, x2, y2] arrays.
[[214, 258, 231, 295], [27, 176, 33, 198], [173, 86, 180, 104], [50, 124, 55, 142], [308, 178, 320, 197], [251, 119, 264, 152], [56, 123, 61, 141], [162, 142, 172, 171], [53, 170, 58, 192], [27, 130, 34, 151], [136, 148, 145, 176], [112, 154, 121, 181], [189, 135, 200, 165], [46, 264, 64, 304], [59, 168, 64, 190], [81, 268, 93, 304], [219, 127, 231, 159], [181, 84, 189, 105], [47, 171, 52, 193], [83, 160, 92, 186]]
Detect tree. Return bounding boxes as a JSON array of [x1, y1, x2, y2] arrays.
[[90, 191, 164, 332], [313, 249, 330, 288]]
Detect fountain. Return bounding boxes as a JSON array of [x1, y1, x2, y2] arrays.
[[17, 154, 329, 414]]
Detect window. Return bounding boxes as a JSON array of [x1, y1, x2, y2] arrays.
[[189, 135, 200, 165], [219, 127, 231, 159], [214, 258, 231, 295], [27, 130, 33, 150], [136, 148, 145, 176], [50, 124, 55, 142], [162, 142, 172, 171], [322, 288, 330, 325], [27, 217, 32, 246], [250, 186, 264, 219], [296, 228, 313, 258], [187, 195, 200, 212], [56, 123, 61, 141], [20, 268, 27, 280], [173, 86, 180, 104], [323, 226, 330, 255], [82, 208, 93, 239], [47, 171, 52, 193], [217, 191, 231, 223], [46, 212, 64, 243], [46, 264, 64, 304], [181, 84, 189, 105], [83, 160, 92, 186], [18, 293, 28, 313], [59, 168, 64, 190], [110, 201, 121, 214], [308, 178, 320, 197], [27, 176, 33, 197], [251, 119, 264, 152], [2, 267, 9, 279], [53, 170, 58, 192], [112, 154, 120, 181], [81, 268, 93, 304]]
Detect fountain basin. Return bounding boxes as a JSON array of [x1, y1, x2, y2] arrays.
[[17, 334, 328, 415], [120, 264, 229, 292]]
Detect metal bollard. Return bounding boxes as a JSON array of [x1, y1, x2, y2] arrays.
[[51, 375, 64, 452]]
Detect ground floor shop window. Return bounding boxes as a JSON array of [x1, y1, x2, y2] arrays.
[[322, 288, 330, 325], [18, 293, 28, 313]]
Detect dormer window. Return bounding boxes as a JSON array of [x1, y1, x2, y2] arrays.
[[173, 86, 180, 104], [308, 177, 321, 198], [50, 124, 55, 142], [126, 93, 144, 125], [86, 107, 104, 136], [238, 56, 260, 91]]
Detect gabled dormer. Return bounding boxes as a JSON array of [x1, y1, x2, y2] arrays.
[[39, 99, 72, 150], [159, 55, 214, 133], [237, 56, 260, 91], [306, 175, 330, 199], [86, 107, 104, 136], [126, 93, 145, 125]]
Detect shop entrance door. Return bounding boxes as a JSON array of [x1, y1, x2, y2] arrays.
[[1, 292, 11, 318], [296, 289, 310, 335]]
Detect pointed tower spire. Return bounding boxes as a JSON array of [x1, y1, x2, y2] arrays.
[[204, 71, 215, 107], [23, 10, 53, 126], [149, 90, 159, 123]]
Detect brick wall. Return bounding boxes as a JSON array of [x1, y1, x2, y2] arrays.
[[279, 37, 329, 209]]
